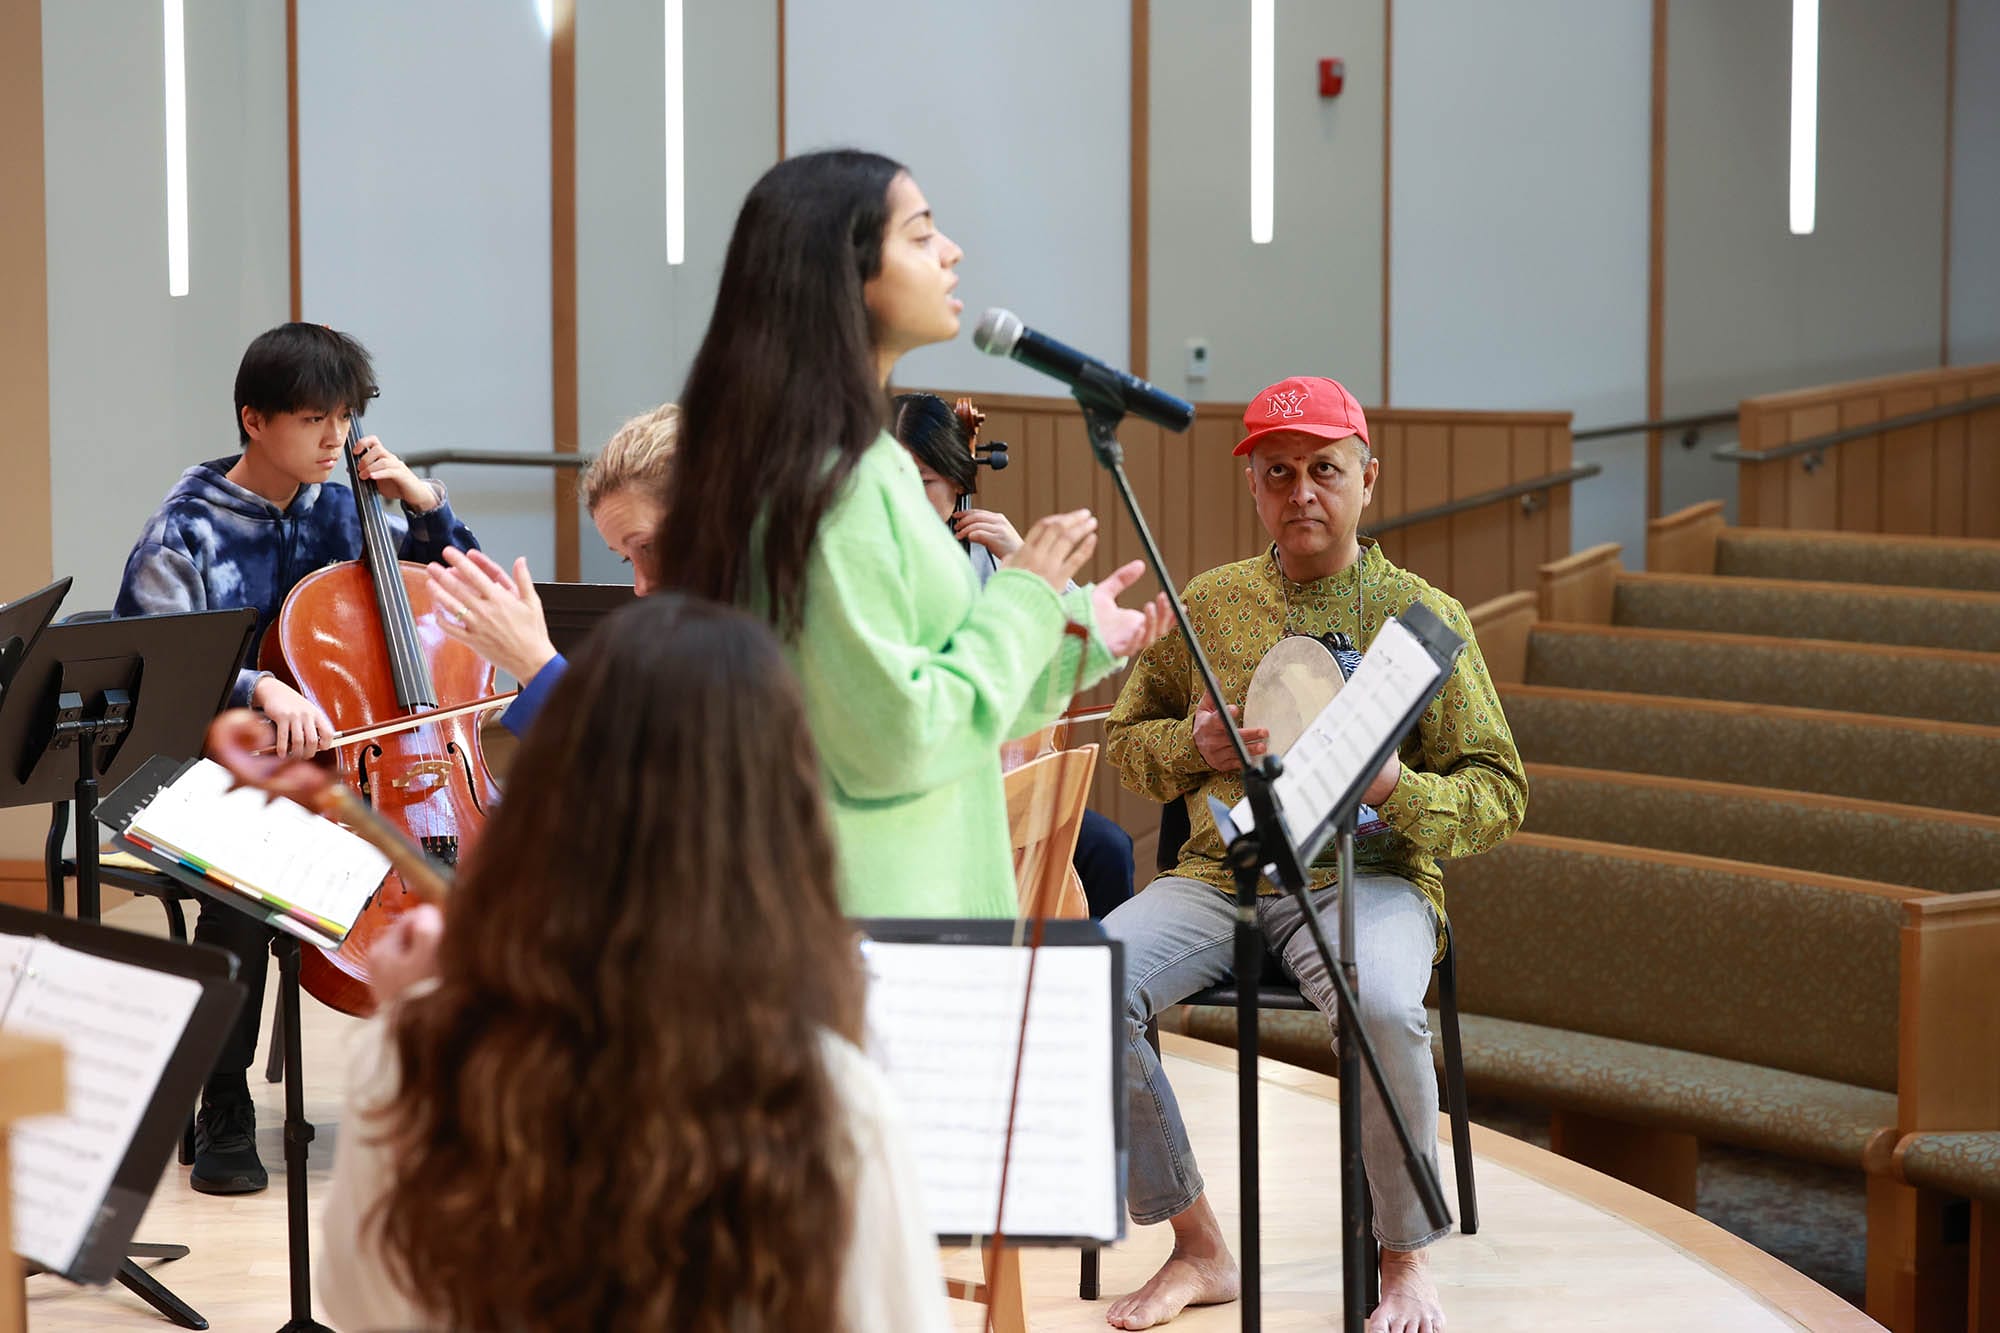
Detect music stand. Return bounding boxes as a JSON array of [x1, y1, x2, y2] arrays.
[[0, 580, 71, 701], [856, 918, 1126, 1249], [98, 759, 364, 1333], [0, 608, 255, 922], [533, 581, 631, 659], [2, 899, 246, 1329], [0, 606, 255, 1330]]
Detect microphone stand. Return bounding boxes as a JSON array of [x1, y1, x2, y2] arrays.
[[1070, 367, 1449, 1333]]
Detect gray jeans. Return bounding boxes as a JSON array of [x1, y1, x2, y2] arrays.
[[1102, 872, 1447, 1250]]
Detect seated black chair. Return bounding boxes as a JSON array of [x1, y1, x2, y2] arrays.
[[1078, 799, 1478, 1302]]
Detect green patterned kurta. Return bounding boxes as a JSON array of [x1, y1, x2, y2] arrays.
[[1104, 540, 1528, 948]]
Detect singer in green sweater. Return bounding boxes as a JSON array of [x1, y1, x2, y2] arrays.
[[655, 150, 1170, 918]]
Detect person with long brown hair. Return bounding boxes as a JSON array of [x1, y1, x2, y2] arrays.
[[655, 148, 1171, 918], [316, 594, 950, 1333]]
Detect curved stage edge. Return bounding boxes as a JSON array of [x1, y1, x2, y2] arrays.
[[23, 896, 1876, 1332], [943, 1032, 1881, 1332]]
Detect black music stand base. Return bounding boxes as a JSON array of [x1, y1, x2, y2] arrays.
[[117, 1247, 205, 1330], [273, 937, 333, 1333], [50, 728, 210, 1330]]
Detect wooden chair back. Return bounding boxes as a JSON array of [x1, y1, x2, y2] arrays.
[[999, 717, 1073, 774], [1002, 744, 1097, 920]]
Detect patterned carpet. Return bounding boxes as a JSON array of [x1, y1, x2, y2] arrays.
[[1469, 1095, 1867, 1307]]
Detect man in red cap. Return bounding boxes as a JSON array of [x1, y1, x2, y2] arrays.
[[1099, 376, 1527, 1332]]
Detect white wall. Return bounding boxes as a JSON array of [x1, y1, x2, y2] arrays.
[[1150, 0, 1385, 404], [1388, 0, 1652, 561], [43, 0, 289, 610], [1950, 0, 2000, 366], [1660, 0, 1952, 518], [296, 0, 553, 580], [783, 0, 1131, 398], [574, 0, 778, 583]]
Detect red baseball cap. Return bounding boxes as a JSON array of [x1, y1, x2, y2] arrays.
[[1235, 376, 1370, 456]]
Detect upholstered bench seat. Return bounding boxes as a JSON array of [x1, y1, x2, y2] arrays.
[[1716, 530, 2000, 593], [1176, 1003, 1897, 1170], [1896, 1132, 2000, 1204], [1446, 1013, 1897, 1168]]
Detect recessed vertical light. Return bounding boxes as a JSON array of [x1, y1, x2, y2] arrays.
[[535, 0, 555, 40], [1789, 0, 1818, 235], [1250, 0, 1274, 244], [164, 0, 189, 296], [664, 0, 685, 266]]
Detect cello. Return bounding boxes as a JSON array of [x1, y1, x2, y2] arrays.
[[258, 406, 499, 1015]]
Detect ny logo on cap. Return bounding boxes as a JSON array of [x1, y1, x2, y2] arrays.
[[1267, 387, 1310, 420]]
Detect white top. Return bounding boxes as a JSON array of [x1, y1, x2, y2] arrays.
[[317, 1017, 952, 1333]]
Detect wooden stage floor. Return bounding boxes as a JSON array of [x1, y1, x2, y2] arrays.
[[26, 902, 1880, 1331]]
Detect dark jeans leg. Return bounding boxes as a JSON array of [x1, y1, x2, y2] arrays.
[[1072, 809, 1134, 920], [191, 902, 274, 1097]]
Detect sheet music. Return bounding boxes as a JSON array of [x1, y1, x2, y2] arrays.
[[125, 758, 389, 938], [861, 941, 1119, 1241], [0, 934, 31, 1009], [1231, 616, 1445, 841], [2, 937, 201, 1275]]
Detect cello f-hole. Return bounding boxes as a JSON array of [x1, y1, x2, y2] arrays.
[[444, 740, 490, 816]]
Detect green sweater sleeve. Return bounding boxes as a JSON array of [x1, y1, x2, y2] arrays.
[[1371, 596, 1529, 860], [795, 512, 1075, 803], [1002, 582, 1122, 741]]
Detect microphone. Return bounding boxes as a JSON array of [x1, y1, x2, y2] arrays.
[[972, 309, 1195, 432]]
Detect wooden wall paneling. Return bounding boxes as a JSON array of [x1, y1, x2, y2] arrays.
[[1784, 403, 1842, 531], [1191, 412, 1246, 580], [1369, 419, 1406, 567], [1880, 385, 1940, 536], [1932, 380, 1969, 537], [1448, 424, 1514, 608], [1398, 424, 1453, 590], [1968, 373, 2000, 540], [1510, 424, 1553, 581], [1026, 409, 1060, 529], [1736, 364, 2000, 536], [977, 405, 1030, 522], [1835, 395, 1885, 533], [1159, 423, 1193, 587], [1547, 421, 1574, 566]]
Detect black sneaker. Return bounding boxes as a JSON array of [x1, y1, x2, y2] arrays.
[[191, 1093, 268, 1195]]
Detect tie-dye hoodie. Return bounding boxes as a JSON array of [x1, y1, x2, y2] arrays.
[[114, 457, 480, 706]]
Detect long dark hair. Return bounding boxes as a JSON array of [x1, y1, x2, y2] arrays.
[[656, 149, 904, 634], [372, 595, 863, 1333], [892, 392, 978, 496]]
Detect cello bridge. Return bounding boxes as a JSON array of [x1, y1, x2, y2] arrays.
[[388, 760, 454, 792]]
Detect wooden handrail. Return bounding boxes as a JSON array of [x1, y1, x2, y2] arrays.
[[402, 449, 590, 473], [1368, 464, 1601, 536], [1571, 409, 1737, 443], [1716, 393, 2000, 464]]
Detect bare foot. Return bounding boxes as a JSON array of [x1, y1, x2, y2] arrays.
[[1105, 1197, 1241, 1330], [1368, 1246, 1445, 1333]]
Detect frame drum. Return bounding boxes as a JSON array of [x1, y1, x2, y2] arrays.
[[1242, 635, 1347, 758]]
